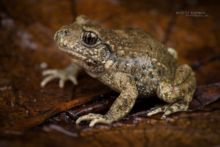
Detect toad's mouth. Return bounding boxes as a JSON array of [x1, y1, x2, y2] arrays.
[[58, 44, 87, 60], [57, 44, 105, 73]]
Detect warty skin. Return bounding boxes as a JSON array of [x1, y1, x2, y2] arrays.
[[41, 15, 196, 127]]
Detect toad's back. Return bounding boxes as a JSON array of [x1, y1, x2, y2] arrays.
[[98, 28, 178, 96], [101, 28, 178, 73]]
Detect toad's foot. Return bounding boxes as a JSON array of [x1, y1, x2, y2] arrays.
[[76, 113, 113, 127], [41, 64, 80, 88], [147, 101, 188, 119]]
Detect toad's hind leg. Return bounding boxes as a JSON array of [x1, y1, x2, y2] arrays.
[[147, 64, 196, 118]]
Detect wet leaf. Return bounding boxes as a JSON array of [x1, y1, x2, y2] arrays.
[[190, 83, 220, 110]]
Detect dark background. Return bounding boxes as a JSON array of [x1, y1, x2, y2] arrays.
[[0, 0, 220, 146]]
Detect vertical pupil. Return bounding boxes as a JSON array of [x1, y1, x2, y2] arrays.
[[83, 31, 97, 45], [87, 32, 92, 43]]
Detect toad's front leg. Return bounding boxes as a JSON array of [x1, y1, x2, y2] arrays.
[[76, 72, 138, 127], [41, 64, 80, 88]]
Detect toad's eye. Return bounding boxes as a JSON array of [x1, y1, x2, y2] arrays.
[[82, 31, 98, 46]]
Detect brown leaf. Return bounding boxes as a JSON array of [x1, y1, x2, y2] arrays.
[[5, 94, 97, 133], [189, 83, 220, 110]]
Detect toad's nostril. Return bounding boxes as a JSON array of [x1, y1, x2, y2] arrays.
[[60, 29, 70, 37], [63, 30, 69, 35], [54, 29, 70, 41]]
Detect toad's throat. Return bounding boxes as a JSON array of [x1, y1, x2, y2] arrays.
[[84, 59, 105, 74]]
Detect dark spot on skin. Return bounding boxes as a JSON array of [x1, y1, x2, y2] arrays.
[[164, 93, 168, 98], [152, 65, 156, 70], [134, 76, 138, 81], [131, 67, 136, 74], [158, 69, 163, 76], [148, 72, 154, 78]]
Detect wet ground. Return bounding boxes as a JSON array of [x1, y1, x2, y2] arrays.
[[0, 0, 220, 146]]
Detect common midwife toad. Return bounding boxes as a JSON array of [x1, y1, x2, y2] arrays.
[[41, 16, 196, 127]]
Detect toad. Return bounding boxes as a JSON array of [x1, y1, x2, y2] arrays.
[[41, 16, 196, 127]]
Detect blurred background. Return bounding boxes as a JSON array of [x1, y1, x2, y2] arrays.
[[0, 0, 220, 146]]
